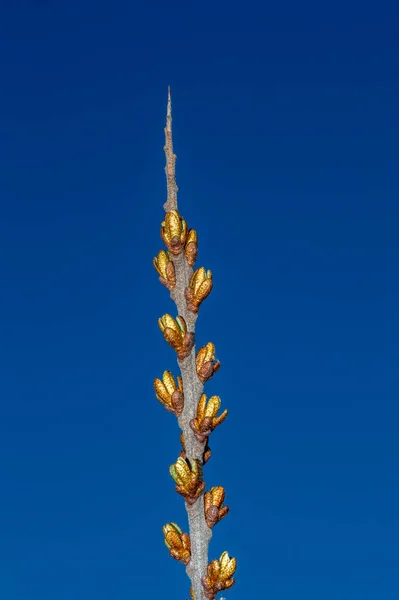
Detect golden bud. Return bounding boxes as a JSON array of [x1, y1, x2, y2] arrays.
[[185, 267, 213, 313], [204, 486, 229, 528], [158, 314, 194, 360], [196, 342, 221, 383], [153, 250, 176, 290], [161, 210, 188, 256], [202, 552, 236, 599], [169, 457, 205, 505], [154, 371, 184, 416], [185, 229, 198, 267], [190, 394, 228, 443], [162, 522, 191, 565]]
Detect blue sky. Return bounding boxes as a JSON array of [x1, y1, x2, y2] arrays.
[[0, 1, 398, 599]]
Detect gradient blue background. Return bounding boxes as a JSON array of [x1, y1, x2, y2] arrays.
[[0, 1, 398, 598]]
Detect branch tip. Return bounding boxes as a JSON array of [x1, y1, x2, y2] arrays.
[[163, 86, 178, 212]]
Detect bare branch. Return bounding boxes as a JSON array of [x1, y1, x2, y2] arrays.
[[163, 89, 212, 600], [156, 89, 234, 600], [164, 88, 212, 600], [163, 87, 178, 212]]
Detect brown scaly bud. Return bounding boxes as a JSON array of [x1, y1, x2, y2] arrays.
[[201, 551, 236, 600], [185, 229, 198, 267], [189, 394, 228, 443], [158, 314, 194, 360], [153, 371, 184, 416], [202, 442, 212, 465], [153, 249, 176, 290], [179, 433, 185, 458], [204, 486, 229, 528], [196, 342, 221, 383], [162, 522, 191, 565], [180, 433, 212, 464], [187, 587, 194, 600], [203, 443, 212, 464], [185, 267, 213, 313], [161, 210, 188, 256], [169, 456, 206, 505]]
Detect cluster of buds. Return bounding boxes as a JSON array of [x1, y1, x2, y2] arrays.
[[161, 210, 188, 255], [196, 342, 221, 383], [202, 552, 236, 599], [154, 370, 184, 416], [153, 249, 176, 290], [169, 456, 206, 505], [180, 433, 212, 465], [185, 267, 213, 313], [204, 486, 229, 528], [158, 314, 194, 360], [190, 394, 228, 443], [162, 522, 191, 565]]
